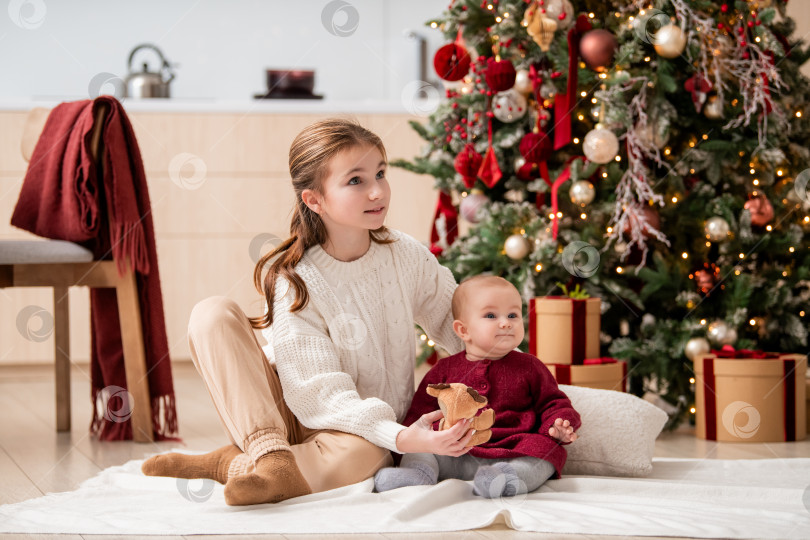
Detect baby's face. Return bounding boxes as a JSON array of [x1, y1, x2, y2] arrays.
[[458, 283, 524, 359]]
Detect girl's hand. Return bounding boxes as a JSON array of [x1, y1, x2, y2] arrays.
[[396, 410, 475, 456]]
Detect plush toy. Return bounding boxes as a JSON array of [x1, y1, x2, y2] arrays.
[[427, 383, 495, 447]]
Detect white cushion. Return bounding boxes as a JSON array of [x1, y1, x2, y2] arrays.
[[0, 240, 93, 264], [560, 384, 668, 477]]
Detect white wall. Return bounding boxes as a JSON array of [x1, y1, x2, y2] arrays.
[[0, 0, 447, 101], [2, 0, 808, 100]]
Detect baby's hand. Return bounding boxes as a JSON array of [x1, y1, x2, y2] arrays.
[[548, 418, 577, 443]]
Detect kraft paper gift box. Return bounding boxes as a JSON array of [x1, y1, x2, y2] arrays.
[[547, 358, 628, 392], [694, 351, 807, 442], [529, 296, 600, 365]]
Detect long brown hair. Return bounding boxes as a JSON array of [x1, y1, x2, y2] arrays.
[[249, 118, 393, 329]]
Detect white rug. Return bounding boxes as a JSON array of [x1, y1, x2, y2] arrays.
[[1, 455, 809, 538]]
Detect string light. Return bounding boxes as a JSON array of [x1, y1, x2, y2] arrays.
[[591, 97, 598, 104], [689, 140, 696, 147], [602, 172, 608, 178], [777, 170, 784, 176], [487, 3, 494, 9], [689, 378, 695, 384], [420, 334, 427, 341], [705, 241, 711, 247], [573, 137, 580, 144], [750, 168, 756, 174], [681, 252, 689, 259], [690, 407, 696, 414], [700, 319, 707, 325], [753, 179, 760, 186], [535, 263, 543, 272], [671, 196, 678, 203], [580, 91, 588, 97], [801, 311, 806, 317], [644, 56, 651, 62], [766, 225, 773, 231], [797, 111, 803, 118], [749, 319, 756, 326], [702, 134, 708, 140], [577, 114, 585, 120], [804, 217, 810, 223], [739, 253, 745, 259], [556, 211, 563, 218], [495, 16, 502, 22], [427, 339, 435, 347], [616, 266, 624, 273], [588, 12, 595, 18], [606, 226, 613, 233], [581, 212, 587, 219], [789, 246, 795, 253], [734, 269, 741, 275], [430, 22, 438, 28], [615, 155, 621, 162]]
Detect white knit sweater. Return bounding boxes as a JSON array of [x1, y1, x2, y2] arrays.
[[262, 229, 463, 453]]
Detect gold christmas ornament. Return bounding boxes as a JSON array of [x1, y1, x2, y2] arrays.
[[504, 234, 532, 260], [526, 11, 558, 52], [704, 95, 723, 119], [653, 24, 687, 59]]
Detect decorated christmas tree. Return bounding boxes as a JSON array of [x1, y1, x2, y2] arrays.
[[398, 0, 810, 428]]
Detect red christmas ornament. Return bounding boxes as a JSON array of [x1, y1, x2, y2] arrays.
[[433, 43, 471, 81], [744, 195, 774, 227], [478, 146, 502, 188], [519, 131, 552, 163], [622, 206, 661, 238], [579, 29, 618, 72], [484, 57, 516, 92], [693, 263, 720, 295], [454, 144, 484, 189]]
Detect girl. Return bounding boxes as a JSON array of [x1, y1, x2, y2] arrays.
[[142, 118, 474, 506]]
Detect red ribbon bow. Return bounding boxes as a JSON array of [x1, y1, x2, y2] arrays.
[[711, 344, 778, 359]]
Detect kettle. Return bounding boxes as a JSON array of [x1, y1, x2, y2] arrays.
[[124, 44, 175, 98]]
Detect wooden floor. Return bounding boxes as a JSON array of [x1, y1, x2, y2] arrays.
[[1, 361, 808, 540]]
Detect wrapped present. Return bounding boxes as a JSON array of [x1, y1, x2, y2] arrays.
[[547, 357, 627, 392], [806, 378, 810, 435], [694, 349, 807, 442], [529, 296, 600, 365]]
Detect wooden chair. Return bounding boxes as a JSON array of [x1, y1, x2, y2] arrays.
[[0, 105, 154, 442]]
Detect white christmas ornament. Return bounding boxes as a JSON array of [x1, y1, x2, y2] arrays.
[[492, 89, 528, 123], [684, 337, 711, 361], [583, 125, 619, 164], [514, 69, 533, 95], [707, 320, 737, 346], [504, 234, 532, 260], [543, 0, 575, 30], [569, 180, 596, 206], [459, 190, 489, 223], [653, 24, 687, 58], [704, 216, 730, 242]]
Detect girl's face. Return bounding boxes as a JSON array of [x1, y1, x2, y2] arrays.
[[305, 144, 390, 239]]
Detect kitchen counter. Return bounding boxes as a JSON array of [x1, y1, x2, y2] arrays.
[[0, 97, 436, 115]]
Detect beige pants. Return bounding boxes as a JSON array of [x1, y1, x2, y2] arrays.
[[188, 296, 393, 493]]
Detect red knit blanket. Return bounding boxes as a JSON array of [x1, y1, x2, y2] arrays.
[[11, 97, 179, 441]]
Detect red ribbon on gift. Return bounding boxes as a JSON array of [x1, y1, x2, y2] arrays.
[[701, 353, 798, 441], [711, 344, 779, 359], [583, 357, 617, 365]]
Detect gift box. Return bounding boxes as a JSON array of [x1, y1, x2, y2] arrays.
[[529, 296, 600, 365], [547, 358, 627, 392], [806, 378, 810, 435], [694, 351, 807, 442]]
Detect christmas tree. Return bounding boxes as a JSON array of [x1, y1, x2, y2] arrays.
[[397, 0, 810, 428]]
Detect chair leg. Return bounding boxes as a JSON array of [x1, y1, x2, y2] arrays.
[[115, 267, 154, 442], [53, 286, 71, 432]]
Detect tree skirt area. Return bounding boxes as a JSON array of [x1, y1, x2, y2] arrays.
[[1, 455, 809, 538]]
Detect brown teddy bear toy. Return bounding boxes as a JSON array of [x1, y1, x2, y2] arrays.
[[427, 383, 495, 447]]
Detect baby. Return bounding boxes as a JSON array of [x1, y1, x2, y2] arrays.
[[375, 275, 580, 498]]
